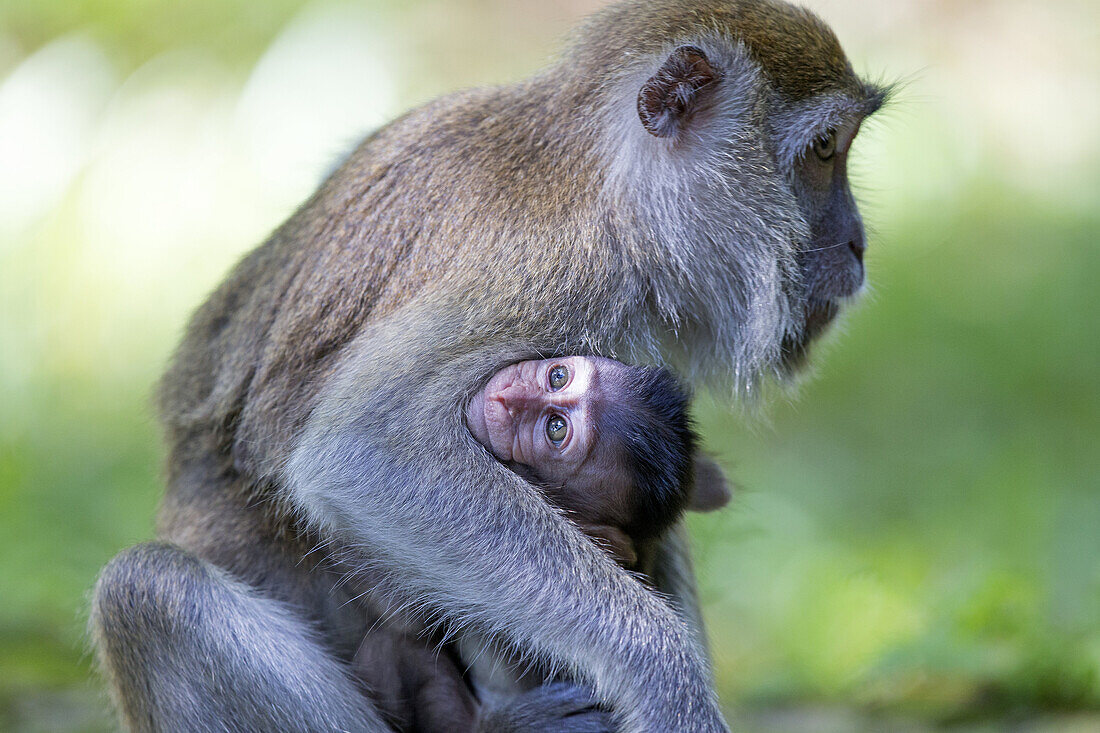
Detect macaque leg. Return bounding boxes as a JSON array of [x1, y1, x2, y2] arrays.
[[90, 542, 391, 733]]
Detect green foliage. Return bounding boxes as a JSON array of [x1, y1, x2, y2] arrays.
[[689, 187, 1100, 720], [1, 0, 309, 73]]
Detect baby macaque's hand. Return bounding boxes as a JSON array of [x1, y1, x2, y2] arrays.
[[577, 522, 638, 567], [351, 628, 477, 731]]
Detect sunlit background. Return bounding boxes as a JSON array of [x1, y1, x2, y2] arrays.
[[1, 1, 1097, 730]]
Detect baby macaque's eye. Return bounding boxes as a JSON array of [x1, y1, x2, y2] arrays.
[[546, 414, 568, 445], [548, 365, 569, 391]]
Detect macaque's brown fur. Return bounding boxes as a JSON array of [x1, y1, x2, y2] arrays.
[[92, 2, 886, 731], [157, 2, 876, 480]]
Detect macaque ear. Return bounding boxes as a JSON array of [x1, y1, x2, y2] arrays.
[[637, 45, 720, 138], [689, 455, 732, 513]]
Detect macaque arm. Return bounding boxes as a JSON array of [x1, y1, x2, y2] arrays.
[[284, 312, 727, 733]]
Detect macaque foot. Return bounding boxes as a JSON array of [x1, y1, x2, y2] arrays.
[[477, 681, 616, 733]]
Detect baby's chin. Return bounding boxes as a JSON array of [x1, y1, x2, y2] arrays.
[[464, 391, 490, 446]]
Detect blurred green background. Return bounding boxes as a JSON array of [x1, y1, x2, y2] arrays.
[[1, 1, 1097, 731]]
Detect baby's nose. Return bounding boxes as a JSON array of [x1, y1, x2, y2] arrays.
[[497, 384, 544, 415]]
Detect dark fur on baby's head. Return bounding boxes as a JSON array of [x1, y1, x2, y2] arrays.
[[596, 365, 696, 541]]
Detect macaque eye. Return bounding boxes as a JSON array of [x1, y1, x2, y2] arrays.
[[812, 129, 837, 161], [548, 365, 569, 391], [545, 414, 568, 445]]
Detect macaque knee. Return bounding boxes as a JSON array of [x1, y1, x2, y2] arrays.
[[90, 543, 215, 657], [90, 543, 221, 731], [93, 542, 394, 733]]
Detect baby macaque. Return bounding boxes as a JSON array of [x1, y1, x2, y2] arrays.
[[354, 356, 728, 731], [465, 355, 703, 568]]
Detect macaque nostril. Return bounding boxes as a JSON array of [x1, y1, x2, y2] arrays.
[[499, 386, 537, 414]]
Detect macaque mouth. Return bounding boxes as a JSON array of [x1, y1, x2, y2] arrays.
[[780, 298, 840, 371], [804, 298, 839, 337]]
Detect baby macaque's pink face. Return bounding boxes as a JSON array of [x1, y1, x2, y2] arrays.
[[465, 356, 628, 514], [466, 355, 729, 567]]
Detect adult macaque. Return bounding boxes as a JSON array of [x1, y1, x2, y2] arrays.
[[91, 0, 887, 731], [355, 355, 709, 731]]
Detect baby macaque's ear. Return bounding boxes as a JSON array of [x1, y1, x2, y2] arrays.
[[689, 455, 732, 512]]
